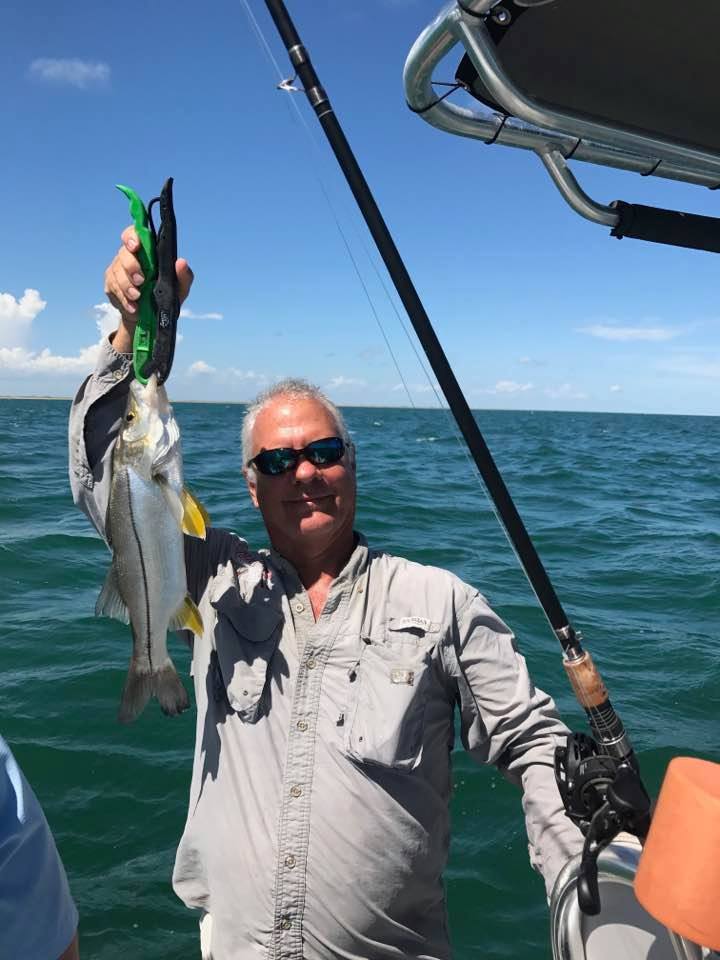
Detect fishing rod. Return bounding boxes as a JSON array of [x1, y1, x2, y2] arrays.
[[260, 0, 650, 912]]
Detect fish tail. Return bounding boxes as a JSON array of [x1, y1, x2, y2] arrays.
[[118, 661, 154, 724], [153, 659, 191, 717]]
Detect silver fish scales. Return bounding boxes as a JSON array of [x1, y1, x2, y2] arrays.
[[96, 374, 207, 723]]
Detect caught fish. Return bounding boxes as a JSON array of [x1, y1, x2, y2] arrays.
[[96, 374, 208, 723]]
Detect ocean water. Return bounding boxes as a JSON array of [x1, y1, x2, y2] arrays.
[[1, 398, 718, 959]]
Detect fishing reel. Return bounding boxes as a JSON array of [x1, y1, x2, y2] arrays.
[[555, 732, 651, 915]]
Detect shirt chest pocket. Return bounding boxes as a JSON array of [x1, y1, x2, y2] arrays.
[[343, 617, 439, 772], [211, 591, 283, 723]]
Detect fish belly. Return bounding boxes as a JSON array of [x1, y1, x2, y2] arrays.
[[109, 466, 187, 671]]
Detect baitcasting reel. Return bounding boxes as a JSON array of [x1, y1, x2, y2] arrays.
[[555, 732, 652, 915]]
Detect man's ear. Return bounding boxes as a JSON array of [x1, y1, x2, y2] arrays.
[[243, 468, 260, 509]]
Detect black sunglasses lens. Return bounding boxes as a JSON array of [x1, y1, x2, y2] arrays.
[[254, 448, 297, 475], [306, 438, 345, 465]]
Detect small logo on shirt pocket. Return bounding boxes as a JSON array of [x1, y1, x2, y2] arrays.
[[387, 616, 439, 635], [390, 668, 415, 686]]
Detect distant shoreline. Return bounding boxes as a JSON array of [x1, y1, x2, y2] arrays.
[[0, 395, 716, 417]]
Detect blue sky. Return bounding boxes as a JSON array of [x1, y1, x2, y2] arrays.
[[1, 0, 718, 415]]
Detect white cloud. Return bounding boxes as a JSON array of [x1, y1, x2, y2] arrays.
[[188, 360, 216, 375], [493, 380, 533, 394], [0, 289, 47, 348], [29, 58, 110, 89], [516, 356, 546, 368], [228, 368, 265, 382], [0, 343, 102, 374], [1, 298, 122, 377], [326, 375, 367, 389], [476, 380, 533, 395], [609, 384, 622, 393], [177, 365, 266, 384], [578, 323, 680, 342], [180, 308, 224, 320], [391, 381, 438, 395], [545, 383, 588, 400], [92, 302, 121, 338]]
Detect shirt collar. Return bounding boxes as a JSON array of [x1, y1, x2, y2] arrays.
[[265, 531, 369, 594]]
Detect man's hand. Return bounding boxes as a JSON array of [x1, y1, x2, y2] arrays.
[[104, 226, 194, 354]]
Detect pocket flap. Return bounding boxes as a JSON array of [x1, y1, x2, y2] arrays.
[[206, 562, 284, 722], [210, 578, 283, 643], [211, 601, 282, 722]]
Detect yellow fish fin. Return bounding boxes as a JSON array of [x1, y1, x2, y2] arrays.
[[180, 488, 210, 540], [170, 594, 204, 637]]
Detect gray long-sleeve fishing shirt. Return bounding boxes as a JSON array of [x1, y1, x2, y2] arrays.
[[69, 337, 583, 960]]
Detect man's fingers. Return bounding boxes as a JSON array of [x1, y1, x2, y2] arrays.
[[117, 244, 144, 286], [113, 260, 142, 306], [121, 226, 139, 253], [176, 258, 194, 306], [104, 242, 144, 319], [105, 262, 137, 317]]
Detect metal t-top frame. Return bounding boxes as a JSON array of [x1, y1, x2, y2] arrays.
[[403, 0, 720, 230]]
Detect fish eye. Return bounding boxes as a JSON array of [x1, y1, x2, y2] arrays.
[[126, 413, 135, 422]]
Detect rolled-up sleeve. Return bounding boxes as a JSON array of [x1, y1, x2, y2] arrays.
[[0, 737, 78, 960], [445, 590, 583, 896], [68, 335, 133, 539]]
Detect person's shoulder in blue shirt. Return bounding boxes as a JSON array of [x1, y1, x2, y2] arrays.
[[0, 735, 79, 960]]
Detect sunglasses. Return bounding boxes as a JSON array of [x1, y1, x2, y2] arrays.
[[249, 436, 347, 476]]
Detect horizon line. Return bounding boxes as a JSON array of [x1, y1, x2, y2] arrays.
[[0, 395, 716, 418]]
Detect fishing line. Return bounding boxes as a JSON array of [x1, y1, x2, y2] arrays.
[[240, 0, 481, 459], [242, 7, 654, 882], [346, 230, 483, 450], [239, 0, 620, 740], [241, 0, 451, 418], [240, 0, 286, 78], [330, 236, 618, 737], [239, 0, 417, 409], [238, 0, 583, 653], [240, 1, 642, 799]]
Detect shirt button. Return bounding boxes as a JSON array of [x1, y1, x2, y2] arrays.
[[279, 916, 292, 930], [284, 854, 297, 869], [290, 785, 302, 798], [296, 720, 308, 732], [294, 601, 304, 613], [306, 657, 317, 670], [113, 368, 124, 380]]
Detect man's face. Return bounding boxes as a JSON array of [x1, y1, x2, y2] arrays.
[[245, 395, 356, 556]]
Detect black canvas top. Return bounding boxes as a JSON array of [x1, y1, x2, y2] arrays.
[[456, 0, 720, 156]]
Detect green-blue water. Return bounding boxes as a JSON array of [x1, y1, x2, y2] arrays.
[[1, 399, 718, 958]]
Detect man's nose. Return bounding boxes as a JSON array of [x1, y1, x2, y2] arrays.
[[293, 454, 319, 482]]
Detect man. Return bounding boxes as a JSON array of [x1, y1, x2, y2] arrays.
[[0, 736, 80, 960], [69, 228, 582, 959]]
